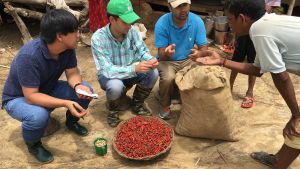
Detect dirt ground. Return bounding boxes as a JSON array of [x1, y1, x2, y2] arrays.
[[1, 17, 300, 169]]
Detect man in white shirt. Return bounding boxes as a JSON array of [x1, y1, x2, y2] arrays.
[[190, 0, 300, 168]]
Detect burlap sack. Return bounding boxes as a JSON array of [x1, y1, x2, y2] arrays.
[[175, 65, 239, 141]]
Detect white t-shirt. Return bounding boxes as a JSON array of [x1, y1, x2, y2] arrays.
[[250, 13, 300, 76]]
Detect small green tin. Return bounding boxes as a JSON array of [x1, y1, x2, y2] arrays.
[[94, 138, 107, 156]]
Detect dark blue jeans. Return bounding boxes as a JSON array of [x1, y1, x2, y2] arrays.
[[3, 80, 93, 142]]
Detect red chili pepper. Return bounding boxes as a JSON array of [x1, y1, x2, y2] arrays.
[[115, 116, 172, 158]]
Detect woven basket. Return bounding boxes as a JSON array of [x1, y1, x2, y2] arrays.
[[112, 116, 174, 160]]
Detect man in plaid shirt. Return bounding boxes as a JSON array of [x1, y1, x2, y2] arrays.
[[91, 0, 159, 127]]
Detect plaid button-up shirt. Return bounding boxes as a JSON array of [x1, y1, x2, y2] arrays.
[[91, 24, 153, 79]]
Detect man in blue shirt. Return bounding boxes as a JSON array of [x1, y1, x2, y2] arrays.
[[91, 0, 159, 127], [154, 0, 208, 119], [2, 9, 94, 163]]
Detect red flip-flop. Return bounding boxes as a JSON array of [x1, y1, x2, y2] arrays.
[[241, 96, 254, 108], [221, 45, 235, 54]]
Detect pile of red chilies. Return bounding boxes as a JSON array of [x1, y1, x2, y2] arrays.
[[115, 116, 172, 158]]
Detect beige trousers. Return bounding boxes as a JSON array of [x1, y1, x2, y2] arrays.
[[158, 59, 196, 107]]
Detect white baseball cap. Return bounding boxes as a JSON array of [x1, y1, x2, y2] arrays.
[[167, 0, 191, 8]]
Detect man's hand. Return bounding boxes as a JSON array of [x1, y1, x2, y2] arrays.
[[265, 5, 272, 13], [164, 44, 176, 57], [188, 49, 205, 60], [65, 101, 88, 118], [135, 61, 153, 73], [283, 116, 300, 139], [74, 84, 93, 100], [148, 58, 159, 68], [191, 50, 223, 65]]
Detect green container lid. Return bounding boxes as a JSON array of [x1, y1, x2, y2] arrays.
[[94, 138, 107, 156]]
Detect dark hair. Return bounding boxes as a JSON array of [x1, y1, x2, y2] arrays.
[[224, 0, 265, 21], [106, 13, 119, 21], [40, 9, 78, 44]]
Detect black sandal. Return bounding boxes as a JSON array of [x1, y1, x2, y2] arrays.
[[250, 151, 277, 168]]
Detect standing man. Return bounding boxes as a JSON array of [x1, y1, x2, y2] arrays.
[[2, 9, 94, 163], [154, 0, 208, 120], [91, 0, 159, 127], [229, 0, 282, 109], [192, 0, 300, 168]]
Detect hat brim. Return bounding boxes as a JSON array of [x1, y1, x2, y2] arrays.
[[170, 0, 191, 8], [119, 11, 140, 24]]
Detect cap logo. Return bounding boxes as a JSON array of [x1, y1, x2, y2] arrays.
[[128, 5, 132, 11]]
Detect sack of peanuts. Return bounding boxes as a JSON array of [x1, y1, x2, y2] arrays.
[[175, 65, 240, 141]]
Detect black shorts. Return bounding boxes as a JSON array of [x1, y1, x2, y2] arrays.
[[232, 35, 256, 63]]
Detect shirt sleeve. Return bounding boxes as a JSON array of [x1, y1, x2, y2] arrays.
[[131, 29, 153, 61], [16, 54, 40, 88], [195, 17, 208, 46], [91, 34, 136, 79], [251, 35, 286, 74], [154, 18, 169, 49]]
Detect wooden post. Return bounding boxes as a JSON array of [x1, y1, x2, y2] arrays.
[[3, 0, 89, 23], [4, 2, 32, 44], [3, 0, 87, 7], [4, 7, 43, 20], [287, 0, 296, 15]]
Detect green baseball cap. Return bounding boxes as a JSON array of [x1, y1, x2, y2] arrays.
[[107, 0, 140, 24]]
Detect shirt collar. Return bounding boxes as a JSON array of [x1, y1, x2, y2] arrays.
[[105, 24, 130, 44], [105, 24, 115, 40], [39, 38, 53, 60]]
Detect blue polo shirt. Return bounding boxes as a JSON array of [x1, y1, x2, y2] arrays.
[[2, 38, 77, 105], [154, 12, 207, 61]]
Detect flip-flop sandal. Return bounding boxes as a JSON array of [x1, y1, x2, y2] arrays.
[[241, 96, 254, 108], [250, 151, 277, 167], [221, 45, 235, 54]]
